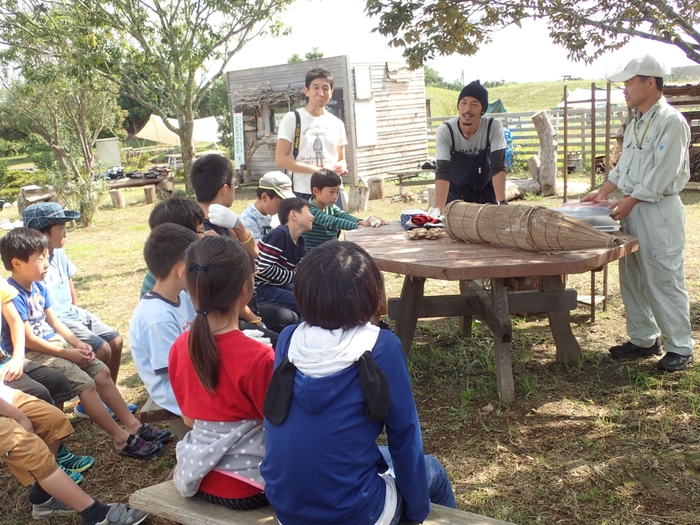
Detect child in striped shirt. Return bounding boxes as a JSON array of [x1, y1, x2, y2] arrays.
[[255, 198, 314, 316]]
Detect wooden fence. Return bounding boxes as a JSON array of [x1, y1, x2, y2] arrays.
[[427, 106, 630, 165]]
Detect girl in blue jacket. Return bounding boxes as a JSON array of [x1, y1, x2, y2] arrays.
[[261, 241, 456, 525]]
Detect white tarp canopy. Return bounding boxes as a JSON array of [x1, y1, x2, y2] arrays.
[[135, 115, 220, 145], [555, 88, 626, 109]]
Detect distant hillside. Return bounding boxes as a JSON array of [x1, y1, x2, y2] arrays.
[[426, 79, 608, 116]]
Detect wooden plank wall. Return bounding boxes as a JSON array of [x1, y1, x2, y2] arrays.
[[350, 63, 428, 181], [226, 56, 351, 179], [427, 106, 629, 164]]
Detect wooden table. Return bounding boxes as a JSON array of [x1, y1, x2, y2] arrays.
[[345, 222, 638, 403], [107, 174, 173, 208]]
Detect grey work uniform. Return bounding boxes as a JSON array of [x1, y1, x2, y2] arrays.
[[609, 98, 694, 357]]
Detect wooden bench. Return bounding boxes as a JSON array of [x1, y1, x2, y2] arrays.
[[107, 174, 174, 208], [137, 396, 190, 439], [386, 169, 436, 194], [17, 185, 56, 214], [130, 481, 515, 525]]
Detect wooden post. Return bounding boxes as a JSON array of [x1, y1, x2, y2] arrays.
[[144, 185, 156, 204], [347, 185, 369, 212], [427, 185, 436, 208], [458, 280, 472, 338], [527, 155, 541, 183], [368, 178, 385, 200], [491, 278, 514, 403], [590, 82, 596, 191], [542, 275, 581, 362], [531, 110, 557, 196], [394, 276, 426, 354], [605, 82, 612, 179], [563, 87, 568, 202], [109, 189, 126, 208]]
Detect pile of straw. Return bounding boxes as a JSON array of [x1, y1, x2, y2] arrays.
[[443, 202, 624, 252]]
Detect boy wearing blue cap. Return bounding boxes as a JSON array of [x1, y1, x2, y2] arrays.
[[23, 203, 130, 417]]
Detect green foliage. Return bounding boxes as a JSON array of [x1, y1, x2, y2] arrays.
[[0, 0, 297, 194], [47, 172, 107, 227], [206, 76, 233, 156], [365, 1, 700, 68], [0, 139, 26, 157], [0, 166, 49, 200], [423, 65, 462, 91], [288, 47, 324, 63]]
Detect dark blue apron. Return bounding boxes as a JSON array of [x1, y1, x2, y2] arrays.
[[446, 118, 496, 205]]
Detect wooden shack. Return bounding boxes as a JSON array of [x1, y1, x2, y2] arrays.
[[226, 56, 427, 185]]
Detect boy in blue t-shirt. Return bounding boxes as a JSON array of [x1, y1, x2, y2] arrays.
[[0, 228, 168, 459], [255, 198, 314, 316], [22, 203, 124, 387], [240, 171, 295, 242], [129, 224, 198, 417]]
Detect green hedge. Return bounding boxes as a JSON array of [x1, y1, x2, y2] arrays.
[[0, 162, 49, 201]]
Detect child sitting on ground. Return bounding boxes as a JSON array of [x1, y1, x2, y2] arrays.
[[256, 198, 314, 316], [23, 203, 125, 387], [139, 196, 205, 299], [302, 168, 388, 250], [169, 235, 274, 509], [240, 171, 295, 243], [0, 376, 94, 484], [190, 154, 295, 337], [0, 400, 147, 524], [190, 154, 257, 258], [2, 276, 75, 408], [0, 228, 169, 459], [129, 224, 198, 418], [261, 241, 457, 525]]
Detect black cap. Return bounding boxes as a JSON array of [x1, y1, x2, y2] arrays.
[[458, 80, 488, 114]]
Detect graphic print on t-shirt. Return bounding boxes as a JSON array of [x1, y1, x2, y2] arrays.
[[25, 290, 53, 340], [300, 124, 336, 168]]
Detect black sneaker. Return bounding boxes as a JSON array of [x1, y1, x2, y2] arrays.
[[657, 352, 694, 371], [119, 434, 163, 459], [609, 338, 663, 360], [136, 423, 172, 444]]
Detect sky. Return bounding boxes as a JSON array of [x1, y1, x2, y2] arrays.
[[230, 0, 698, 83]]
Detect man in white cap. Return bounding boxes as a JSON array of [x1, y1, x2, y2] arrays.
[[582, 55, 694, 371]]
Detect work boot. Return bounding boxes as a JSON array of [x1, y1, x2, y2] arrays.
[[609, 338, 662, 360], [657, 352, 694, 372]]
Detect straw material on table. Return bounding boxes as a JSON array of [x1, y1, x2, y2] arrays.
[[444, 201, 624, 252]]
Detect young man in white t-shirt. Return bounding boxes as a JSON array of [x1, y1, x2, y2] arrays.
[[275, 67, 348, 206]]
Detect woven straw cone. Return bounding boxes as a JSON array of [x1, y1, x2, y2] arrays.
[[443, 201, 623, 252]]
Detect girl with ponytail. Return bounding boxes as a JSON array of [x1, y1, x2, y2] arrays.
[[168, 235, 274, 510]]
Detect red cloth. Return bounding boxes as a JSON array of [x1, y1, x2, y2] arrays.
[[410, 214, 440, 227], [169, 329, 274, 499]]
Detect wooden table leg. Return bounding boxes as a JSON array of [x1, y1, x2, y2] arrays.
[[491, 279, 515, 403], [543, 275, 582, 362], [395, 276, 426, 355], [458, 280, 472, 338]]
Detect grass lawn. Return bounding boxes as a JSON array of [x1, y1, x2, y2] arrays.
[[0, 180, 698, 524], [427, 80, 609, 116]]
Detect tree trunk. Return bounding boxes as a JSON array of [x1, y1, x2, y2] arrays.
[[527, 155, 541, 183], [178, 115, 195, 196], [531, 111, 558, 196], [348, 185, 369, 212], [368, 178, 384, 200]]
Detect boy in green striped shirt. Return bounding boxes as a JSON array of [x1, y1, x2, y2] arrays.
[[302, 169, 388, 250]]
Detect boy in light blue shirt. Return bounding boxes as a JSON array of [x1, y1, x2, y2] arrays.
[[239, 171, 294, 242], [129, 224, 198, 417]]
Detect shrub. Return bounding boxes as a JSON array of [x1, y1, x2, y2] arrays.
[[47, 172, 107, 227], [0, 166, 49, 201]]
